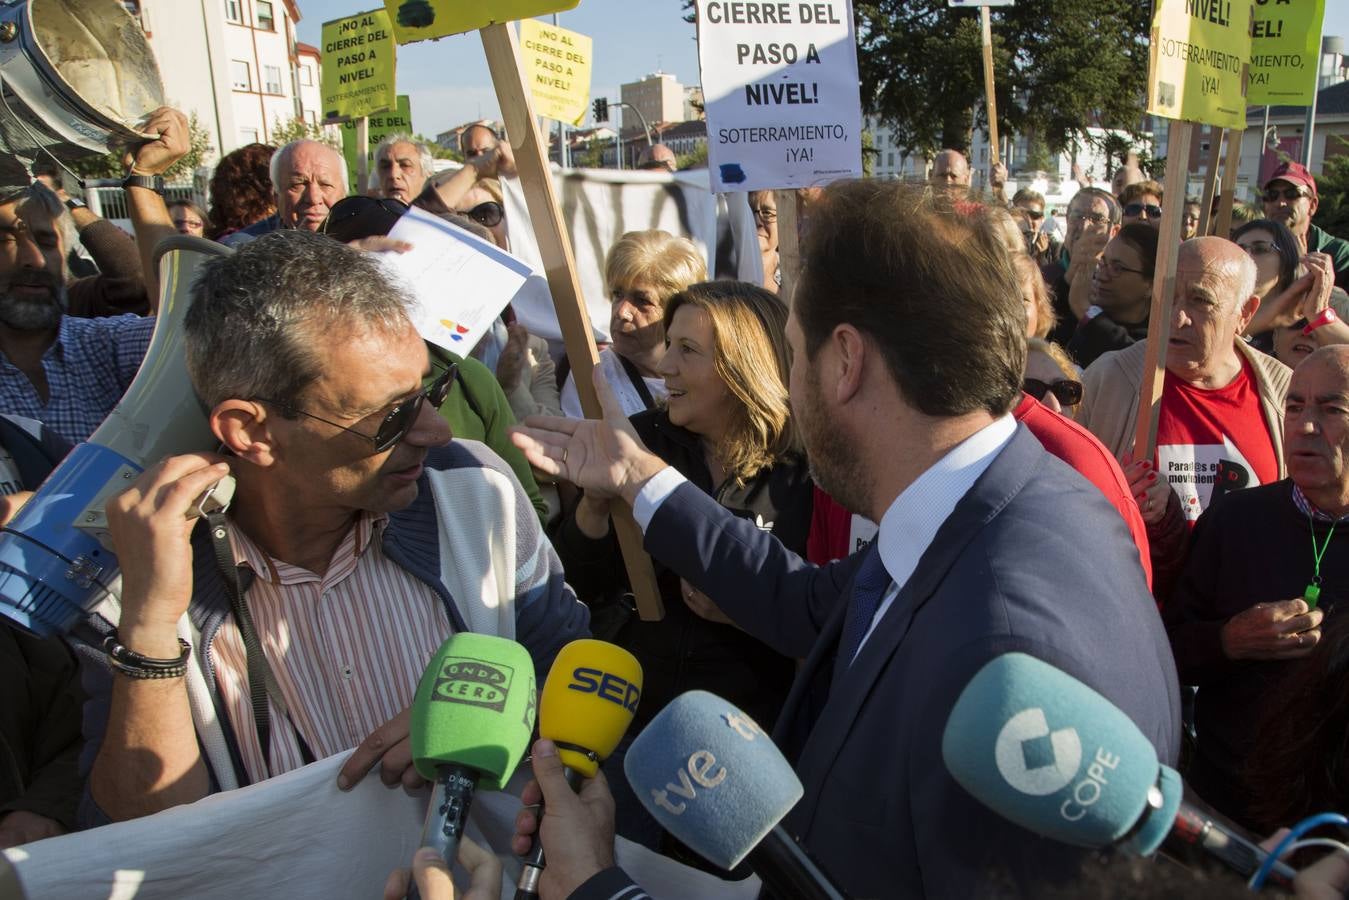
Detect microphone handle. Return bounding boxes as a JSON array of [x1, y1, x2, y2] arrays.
[[1165, 803, 1297, 887], [408, 763, 479, 900], [515, 766, 585, 900], [747, 825, 851, 900]]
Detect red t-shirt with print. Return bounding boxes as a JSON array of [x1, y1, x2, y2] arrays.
[[1155, 356, 1279, 524]]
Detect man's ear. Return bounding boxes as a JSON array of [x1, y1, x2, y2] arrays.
[[212, 400, 279, 467], [1236, 293, 1262, 337], [1309, 194, 1319, 218], [831, 324, 869, 405]]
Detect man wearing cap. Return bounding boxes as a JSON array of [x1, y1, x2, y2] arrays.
[[1262, 161, 1349, 292]]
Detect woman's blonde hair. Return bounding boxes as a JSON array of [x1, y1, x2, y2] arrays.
[[604, 230, 707, 307], [1027, 338, 1078, 381], [663, 281, 798, 484], [473, 176, 503, 205], [1013, 252, 1056, 339]]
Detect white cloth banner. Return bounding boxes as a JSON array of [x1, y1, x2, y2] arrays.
[[500, 169, 762, 347], [696, 0, 863, 192], [3, 754, 760, 900]]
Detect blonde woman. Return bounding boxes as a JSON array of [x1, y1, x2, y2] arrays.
[[555, 280, 813, 848], [560, 229, 707, 418]]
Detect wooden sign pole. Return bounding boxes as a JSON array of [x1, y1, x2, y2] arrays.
[[1132, 119, 1195, 463], [979, 6, 1000, 166], [1214, 127, 1243, 238], [774, 189, 802, 304], [356, 116, 369, 193], [480, 22, 664, 621], [1197, 129, 1224, 237]]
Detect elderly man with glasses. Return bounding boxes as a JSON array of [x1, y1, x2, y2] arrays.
[[1045, 187, 1123, 347], [1079, 237, 1291, 598], [1261, 161, 1349, 291], [77, 231, 589, 825]]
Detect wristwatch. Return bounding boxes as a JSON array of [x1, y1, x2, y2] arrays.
[[63, 196, 87, 211], [1084, 305, 1105, 322], [122, 172, 165, 193], [1303, 307, 1339, 335]]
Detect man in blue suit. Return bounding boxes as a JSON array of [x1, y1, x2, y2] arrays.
[[512, 181, 1181, 898]]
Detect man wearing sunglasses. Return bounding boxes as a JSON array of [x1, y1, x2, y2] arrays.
[[1260, 161, 1349, 292], [1118, 180, 1163, 230], [79, 231, 589, 825], [1012, 187, 1059, 266]]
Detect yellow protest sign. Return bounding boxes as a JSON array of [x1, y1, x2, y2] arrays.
[[341, 95, 413, 193], [1247, 0, 1325, 105], [386, 0, 581, 44], [321, 9, 397, 119], [1147, 0, 1253, 130], [519, 19, 592, 126]]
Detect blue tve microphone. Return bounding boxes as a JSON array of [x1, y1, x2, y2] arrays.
[[941, 653, 1296, 884], [624, 690, 849, 900]]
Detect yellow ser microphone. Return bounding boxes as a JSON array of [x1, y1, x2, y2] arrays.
[[515, 639, 642, 899]]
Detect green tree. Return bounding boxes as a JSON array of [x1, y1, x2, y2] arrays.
[[676, 143, 708, 169], [1313, 140, 1349, 239], [69, 111, 214, 183], [269, 115, 339, 148]]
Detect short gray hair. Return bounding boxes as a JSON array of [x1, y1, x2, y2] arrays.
[[185, 230, 410, 409], [374, 133, 434, 179], [268, 139, 349, 198]]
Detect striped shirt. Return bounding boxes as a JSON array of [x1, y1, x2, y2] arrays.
[[211, 512, 452, 783]]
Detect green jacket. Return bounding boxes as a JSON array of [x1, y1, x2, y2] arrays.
[[1309, 223, 1349, 293], [427, 346, 548, 525]]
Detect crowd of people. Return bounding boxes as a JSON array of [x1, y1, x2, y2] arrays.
[[1, 100, 1349, 900]]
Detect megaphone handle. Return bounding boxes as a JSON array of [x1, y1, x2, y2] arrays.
[[514, 766, 585, 900], [408, 764, 478, 900]]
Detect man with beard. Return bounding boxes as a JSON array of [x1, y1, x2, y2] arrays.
[[0, 107, 193, 443], [511, 181, 1178, 898], [1261, 161, 1349, 291]]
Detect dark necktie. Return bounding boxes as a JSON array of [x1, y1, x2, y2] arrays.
[[837, 544, 892, 667]]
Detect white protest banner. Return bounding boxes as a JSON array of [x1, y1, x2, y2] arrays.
[[376, 206, 534, 353], [696, 0, 864, 192]]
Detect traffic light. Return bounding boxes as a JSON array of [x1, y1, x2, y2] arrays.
[[592, 98, 608, 123]]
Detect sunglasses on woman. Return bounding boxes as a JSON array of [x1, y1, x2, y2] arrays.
[[1024, 377, 1083, 407], [458, 200, 504, 229], [255, 364, 457, 454]]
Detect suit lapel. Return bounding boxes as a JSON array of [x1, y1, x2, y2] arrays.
[[783, 427, 1043, 831]]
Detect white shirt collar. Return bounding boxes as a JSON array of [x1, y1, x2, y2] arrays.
[[875, 414, 1018, 591]]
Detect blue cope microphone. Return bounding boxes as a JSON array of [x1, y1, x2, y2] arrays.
[[941, 653, 1296, 884], [624, 690, 849, 900]]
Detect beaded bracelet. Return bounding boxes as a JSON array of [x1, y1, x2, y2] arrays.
[[103, 632, 191, 680]]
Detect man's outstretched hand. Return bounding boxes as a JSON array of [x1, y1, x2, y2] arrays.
[[510, 365, 667, 504]]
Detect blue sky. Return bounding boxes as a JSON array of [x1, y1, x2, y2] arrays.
[[294, 1, 1349, 140], [295, 1, 700, 137]]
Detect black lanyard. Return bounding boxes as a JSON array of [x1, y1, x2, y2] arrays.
[[205, 509, 316, 778]]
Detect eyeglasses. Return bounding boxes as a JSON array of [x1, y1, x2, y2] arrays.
[[750, 206, 778, 224], [256, 363, 457, 454], [320, 195, 410, 242], [1022, 209, 1044, 221], [1095, 257, 1147, 277], [1024, 377, 1083, 406], [1263, 185, 1310, 203], [1239, 240, 1280, 257], [456, 200, 504, 229], [1123, 202, 1162, 219], [1068, 211, 1109, 226]]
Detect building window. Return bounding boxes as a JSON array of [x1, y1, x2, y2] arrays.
[[256, 0, 274, 31], [300, 64, 313, 87], [263, 64, 283, 95], [305, 109, 318, 126], [225, 0, 241, 22], [887, 152, 895, 168], [240, 127, 259, 144], [231, 59, 250, 91]]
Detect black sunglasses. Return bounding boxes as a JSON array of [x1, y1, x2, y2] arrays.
[[1023, 209, 1044, 220], [256, 363, 457, 453], [457, 200, 504, 229], [319, 195, 410, 243], [1123, 202, 1162, 219], [1025, 377, 1083, 407], [1263, 185, 1309, 203]]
